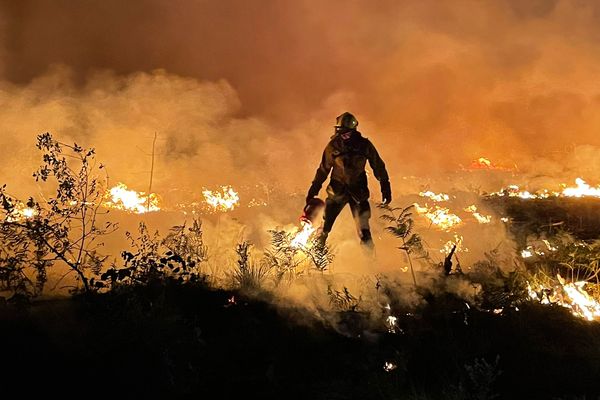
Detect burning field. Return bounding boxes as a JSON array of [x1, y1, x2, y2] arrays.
[[3, 136, 600, 398], [5, 1, 600, 398]]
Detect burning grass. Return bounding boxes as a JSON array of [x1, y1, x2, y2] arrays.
[[104, 182, 161, 213], [3, 138, 600, 398], [202, 185, 240, 212]]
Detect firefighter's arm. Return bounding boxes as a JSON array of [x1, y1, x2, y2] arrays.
[[366, 141, 392, 204], [307, 146, 332, 202]]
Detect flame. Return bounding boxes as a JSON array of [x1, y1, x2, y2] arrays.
[[6, 202, 38, 222], [104, 183, 160, 214], [386, 315, 398, 333], [419, 190, 450, 202], [467, 156, 511, 170], [291, 220, 316, 248], [490, 185, 549, 199], [464, 205, 492, 224], [491, 178, 600, 200], [528, 274, 600, 321], [521, 248, 533, 258], [202, 186, 240, 212], [383, 362, 397, 372], [247, 198, 268, 208], [520, 240, 559, 259], [474, 157, 492, 168], [561, 178, 600, 198], [440, 234, 468, 253], [414, 203, 462, 231]]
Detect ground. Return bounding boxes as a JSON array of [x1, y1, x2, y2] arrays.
[[2, 281, 599, 399]]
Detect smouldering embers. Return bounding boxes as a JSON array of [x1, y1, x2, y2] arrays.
[[528, 274, 600, 321]]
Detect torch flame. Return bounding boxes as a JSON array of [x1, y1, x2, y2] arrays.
[[291, 220, 316, 248], [105, 183, 160, 214], [203, 186, 240, 212]]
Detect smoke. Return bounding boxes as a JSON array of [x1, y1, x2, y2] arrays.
[[2, 0, 600, 310], [4, 0, 600, 173]]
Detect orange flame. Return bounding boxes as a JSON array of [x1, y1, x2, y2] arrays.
[[6, 202, 38, 222], [414, 203, 462, 231], [528, 274, 600, 321], [291, 220, 316, 248], [202, 186, 240, 212], [104, 183, 160, 214]]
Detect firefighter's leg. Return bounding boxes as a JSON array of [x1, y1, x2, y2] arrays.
[[350, 199, 373, 248], [321, 197, 347, 242]]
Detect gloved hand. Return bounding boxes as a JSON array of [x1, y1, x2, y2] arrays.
[[306, 182, 321, 203], [380, 180, 392, 204]]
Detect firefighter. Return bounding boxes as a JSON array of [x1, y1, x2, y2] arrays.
[[306, 112, 391, 247]]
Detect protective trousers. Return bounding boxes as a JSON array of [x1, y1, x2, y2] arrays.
[[322, 193, 373, 246]]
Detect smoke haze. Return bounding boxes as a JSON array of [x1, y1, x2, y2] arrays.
[[3, 0, 600, 175], [1, 0, 600, 302]]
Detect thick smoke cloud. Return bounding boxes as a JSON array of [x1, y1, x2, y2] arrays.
[[3, 0, 600, 176]]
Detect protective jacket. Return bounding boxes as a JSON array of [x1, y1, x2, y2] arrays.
[[311, 131, 389, 203]]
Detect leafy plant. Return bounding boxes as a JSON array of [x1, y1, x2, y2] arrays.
[[101, 221, 208, 288], [520, 232, 600, 303], [327, 285, 362, 312], [163, 218, 209, 273], [379, 204, 427, 287], [262, 228, 334, 284], [0, 133, 115, 298], [230, 241, 271, 290]]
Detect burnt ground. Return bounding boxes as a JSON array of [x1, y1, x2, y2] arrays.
[[1, 282, 599, 399], [484, 196, 600, 244]]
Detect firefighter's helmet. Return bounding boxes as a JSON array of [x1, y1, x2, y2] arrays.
[[335, 112, 358, 132]]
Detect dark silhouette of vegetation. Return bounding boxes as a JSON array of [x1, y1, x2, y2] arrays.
[[0, 133, 115, 300], [100, 220, 208, 289], [379, 204, 428, 287], [263, 228, 334, 284]]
